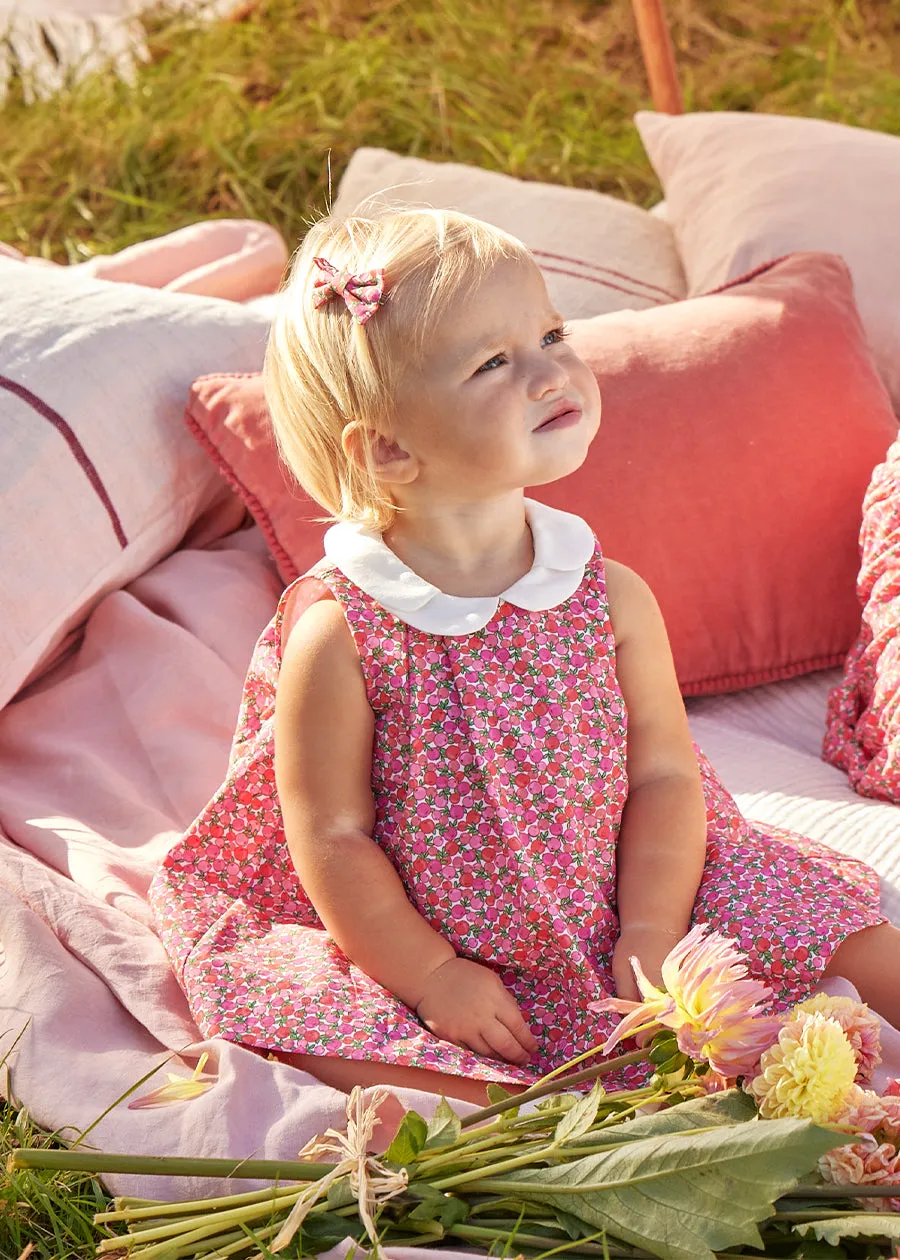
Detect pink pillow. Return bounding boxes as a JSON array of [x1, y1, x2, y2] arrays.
[[0, 261, 269, 709], [185, 252, 897, 696], [824, 433, 900, 800], [635, 110, 900, 415]]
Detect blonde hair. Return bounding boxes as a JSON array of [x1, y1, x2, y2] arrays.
[[263, 205, 532, 533]]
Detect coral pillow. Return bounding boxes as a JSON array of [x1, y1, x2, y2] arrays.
[[824, 431, 900, 800], [185, 252, 896, 696], [635, 110, 900, 414]]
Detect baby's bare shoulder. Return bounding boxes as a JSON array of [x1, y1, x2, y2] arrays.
[[279, 596, 365, 709], [601, 558, 660, 648]]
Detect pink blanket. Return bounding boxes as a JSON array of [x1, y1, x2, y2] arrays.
[[2, 221, 900, 1228], [0, 526, 462, 1202]]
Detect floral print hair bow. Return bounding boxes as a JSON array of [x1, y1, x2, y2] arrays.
[[311, 255, 386, 325]]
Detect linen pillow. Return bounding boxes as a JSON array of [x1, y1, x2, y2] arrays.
[[0, 261, 272, 708], [635, 110, 900, 414], [332, 147, 688, 317], [184, 252, 897, 696], [823, 432, 900, 801]]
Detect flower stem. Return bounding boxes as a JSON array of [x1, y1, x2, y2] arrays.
[[772, 1208, 869, 1221], [96, 1189, 301, 1251], [194, 1220, 281, 1260], [8, 1148, 334, 1181], [95, 1183, 300, 1224], [429, 1140, 574, 1192], [779, 1183, 900, 1199], [460, 1049, 650, 1128], [448, 1222, 651, 1257]]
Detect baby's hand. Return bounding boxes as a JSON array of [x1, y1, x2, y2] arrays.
[[416, 957, 539, 1067], [612, 924, 684, 1003]]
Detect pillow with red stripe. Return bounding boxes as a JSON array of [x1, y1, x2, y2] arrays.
[[331, 147, 687, 318], [0, 261, 270, 708]]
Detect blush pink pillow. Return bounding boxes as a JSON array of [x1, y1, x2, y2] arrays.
[[185, 252, 897, 696], [635, 110, 900, 416], [824, 432, 900, 800]]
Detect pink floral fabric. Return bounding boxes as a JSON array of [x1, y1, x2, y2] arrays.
[[151, 546, 885, 1087], [825, 430, 900, 803]]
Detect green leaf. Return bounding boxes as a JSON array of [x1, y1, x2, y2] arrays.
[[423, 1097, 462, 1151], [653, 1051, 690, 1076], [408, 1193, 469, 1227], [796, 1214, 900, 1245], [553, 1080, 605, 1145], [648, 1036, 680, 1066], [472, 1119, 853, 1260], [485, 1082, 519, 1119], [325, 1175, 357, 1210], [559, 1087, 756, 1153], [537, 1093, 575, 1112], [384, 1110, 428, 1165], [299, 1211, 364, 1244], [554, 1208, 597, 1240]]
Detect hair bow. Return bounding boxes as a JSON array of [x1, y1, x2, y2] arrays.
[[311, 256, 386, 325]]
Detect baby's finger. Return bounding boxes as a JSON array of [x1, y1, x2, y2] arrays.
[[496, 996, 540, 1053], [482, 1019, 532, 1066], [460, 1032, 499, 1061]]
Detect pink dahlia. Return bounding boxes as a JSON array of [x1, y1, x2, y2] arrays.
[[840, 1085, 900, 1145], [820, 1140, 900, 1211], [592, 925, 782, 1080]]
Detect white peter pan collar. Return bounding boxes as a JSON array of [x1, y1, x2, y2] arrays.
[[323, 498, 595, 636]]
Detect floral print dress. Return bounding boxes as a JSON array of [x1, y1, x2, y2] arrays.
[[150, 500, 885, 1087]]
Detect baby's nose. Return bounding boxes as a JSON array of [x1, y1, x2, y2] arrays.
[[530, 358, 568, 399]]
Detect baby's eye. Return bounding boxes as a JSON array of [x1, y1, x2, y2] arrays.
[[474, 326, 569, 375]]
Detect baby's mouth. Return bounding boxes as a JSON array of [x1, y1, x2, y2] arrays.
[[535, 404, 582, 432]]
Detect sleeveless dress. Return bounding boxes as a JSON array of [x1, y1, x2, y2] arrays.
[[150, 500, 885, 1087]]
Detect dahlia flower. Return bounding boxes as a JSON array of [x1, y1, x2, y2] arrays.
[[820, 1139, 900, 1211], [592, 924, 782, 1080], [840, 1084, 900, 1144], [747, 1012, 857, 1125], [793, 992, 882, 1084]]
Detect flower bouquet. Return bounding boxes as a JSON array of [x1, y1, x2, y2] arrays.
[[12, 926, 900, 1259]]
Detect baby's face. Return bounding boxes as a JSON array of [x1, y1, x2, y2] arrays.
[[386, 257, 601, 504]]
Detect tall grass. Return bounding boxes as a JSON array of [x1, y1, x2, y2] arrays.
[[0, 1062, 117, 1260], [0, 0, 898, 261]]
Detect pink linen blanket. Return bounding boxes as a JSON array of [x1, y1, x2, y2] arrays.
[[3, 219, 900, 1228], [0, 525, 462, 1203]]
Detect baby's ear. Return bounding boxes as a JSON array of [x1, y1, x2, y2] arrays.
[[342, 421, 417, 485]]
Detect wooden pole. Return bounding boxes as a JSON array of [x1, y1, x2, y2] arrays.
[[630, 0, 684, 114]]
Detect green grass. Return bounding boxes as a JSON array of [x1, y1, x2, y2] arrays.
[[0, 0, 899, 261], [3, 0, 900, 1251], [0, 1102, 116, 1260]]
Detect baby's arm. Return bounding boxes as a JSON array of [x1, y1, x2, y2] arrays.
[[275, 598, 537, 1067], [605, 561, 708, 1001]]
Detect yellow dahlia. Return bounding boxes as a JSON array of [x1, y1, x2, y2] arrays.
[[793, 992, 882, 1084], [747, 1013, 858, 1124]]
